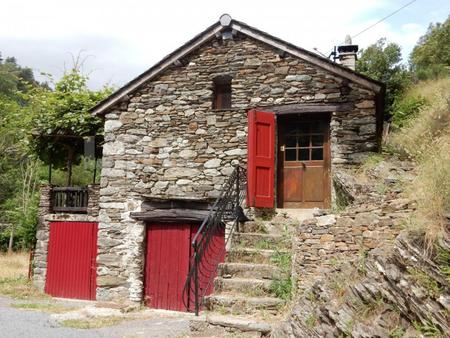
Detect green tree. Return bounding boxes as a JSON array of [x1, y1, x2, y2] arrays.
[[410, 16, 450, 80], [0, 55, 112, 251], [29, 67, 112, 185], [356, 38, 411, 117], [0, 54, 42, 251]]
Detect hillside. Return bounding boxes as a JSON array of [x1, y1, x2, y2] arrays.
[[273, 77, 450, 338]]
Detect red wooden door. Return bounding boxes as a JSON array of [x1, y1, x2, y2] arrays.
[[145, 223, 225, 312], [45, 222, 98, 300], [247, 109, 276, 208], [145, 224, 192, 311]]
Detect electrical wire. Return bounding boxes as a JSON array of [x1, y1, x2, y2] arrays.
[[350, 0, 418, 41]]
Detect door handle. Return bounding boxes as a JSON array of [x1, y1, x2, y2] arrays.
[[280, 145, 285, 152]]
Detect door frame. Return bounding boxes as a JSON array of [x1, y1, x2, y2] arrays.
[[276, 113, 331, 209]]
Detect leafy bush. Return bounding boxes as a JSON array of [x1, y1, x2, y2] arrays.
[[391, 94, 427, 128]]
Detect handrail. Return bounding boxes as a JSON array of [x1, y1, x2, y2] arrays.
[[182, 165, 247, 315]]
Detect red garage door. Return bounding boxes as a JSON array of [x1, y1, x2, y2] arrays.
[[144, 223, 225, 312], [45, 222, 98, 300]]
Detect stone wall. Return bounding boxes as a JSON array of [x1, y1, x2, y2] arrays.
[[32, 184, 100, 291], [97, 33, 379, 302], [275, 232, 450, 337], [293, 197, 415, 292]]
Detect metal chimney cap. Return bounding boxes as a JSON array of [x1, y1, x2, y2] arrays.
[[219, 14, 232, 27]]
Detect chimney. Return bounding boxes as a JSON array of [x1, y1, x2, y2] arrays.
[[338, 35, 358, 70]]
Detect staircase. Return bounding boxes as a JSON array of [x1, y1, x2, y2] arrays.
[[184, 166, 297, 336], [195, 218, 294, 337]]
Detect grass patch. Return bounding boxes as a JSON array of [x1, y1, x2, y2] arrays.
[[0, 251, 29, 279], [436, 246, 450, 283], [0, 251, 45, 300], [270, 250, 292, 273], [407, 267, 441, 297], [349, 296, 385, 320], [358, 154, 385, 175], [305, 313, 318, 328], [0, 277, 48, 300], [269, 277, 292, 301], [389, 77, 450, 250], [60, 316, 126, 329], [11, 302, 75, 313], [413, 319, 443, 338], [389, 327, 406, 338]]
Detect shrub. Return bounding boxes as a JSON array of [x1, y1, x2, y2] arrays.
[[391, 94, 427, 128]]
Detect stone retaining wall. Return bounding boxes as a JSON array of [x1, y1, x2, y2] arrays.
[[293, 197, 415, 292]]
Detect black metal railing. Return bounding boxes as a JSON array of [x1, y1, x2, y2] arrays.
[[183, 165, 247, 315], [51, 187, 89, 213]]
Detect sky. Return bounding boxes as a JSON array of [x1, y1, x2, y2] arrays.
[[0, 0, 448, 89]]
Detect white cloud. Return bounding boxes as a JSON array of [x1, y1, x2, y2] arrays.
[[0, 0, 442, 88]]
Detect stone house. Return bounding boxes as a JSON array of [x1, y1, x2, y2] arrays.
[[33, 14, 384, 311]]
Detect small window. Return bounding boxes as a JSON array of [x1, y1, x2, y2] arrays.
[[212, 75, 232, 110]]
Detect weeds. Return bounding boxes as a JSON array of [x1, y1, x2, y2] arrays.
[[413, 319, 443, 337], [270, 250, 292, 273], [389, 326, 405, 338], [269, 277, 292, 301], [407, 267, 441, 297], [305, 313, 318, 328], [0, 277, 47, 300], [349, 296, 385, 319], [11, 302, 75, 313], [389, 77, 450, 250], [436, 246, 450, 283], [356, 249, 369, 276], [60, 316, 125, 329]]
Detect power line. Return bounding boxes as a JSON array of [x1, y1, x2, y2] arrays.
[[350, 0, 418, 41]]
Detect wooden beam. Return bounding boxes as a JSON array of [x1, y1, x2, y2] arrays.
[[263, 102, 354, 115], [130, 209, 209, 223], [141, 199, 211, 211]]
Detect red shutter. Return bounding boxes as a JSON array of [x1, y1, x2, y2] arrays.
[[247, 109, 276, 208]]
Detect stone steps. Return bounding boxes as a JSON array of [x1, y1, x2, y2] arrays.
[[231, 232, 290, 249], [218, 262, 284, 280], [226, 248, 286, 264], [204, 294, 284, 314], [206, 314, 272, 335], [239, 221, 269, 234], [214, 277, 272, 295]]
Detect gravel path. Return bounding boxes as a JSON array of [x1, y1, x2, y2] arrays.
[[0, 296, 191, 338]]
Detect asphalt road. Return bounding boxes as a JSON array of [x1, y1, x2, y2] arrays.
[[0, 296, 191, 338]]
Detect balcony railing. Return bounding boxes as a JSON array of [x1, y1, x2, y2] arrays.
[[51, 187, 89, 213]]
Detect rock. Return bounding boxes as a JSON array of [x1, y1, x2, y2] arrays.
[[164, 167, 200, 179], [285, 74, 312, 82], [104, 120, 123, 132], [179, 149, 197, 159], [204, 159, 221, 168]]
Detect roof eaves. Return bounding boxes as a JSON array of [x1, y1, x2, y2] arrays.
[[91, 21, 224, 115]]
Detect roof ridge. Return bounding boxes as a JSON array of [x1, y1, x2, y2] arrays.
[[91, 15, 383, 115]]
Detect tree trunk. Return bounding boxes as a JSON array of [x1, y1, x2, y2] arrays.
[[8, 225, 14, 254], [67, 147, 74, 186]]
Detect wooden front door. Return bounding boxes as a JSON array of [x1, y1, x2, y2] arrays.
[[278, 115, 330, 208]]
